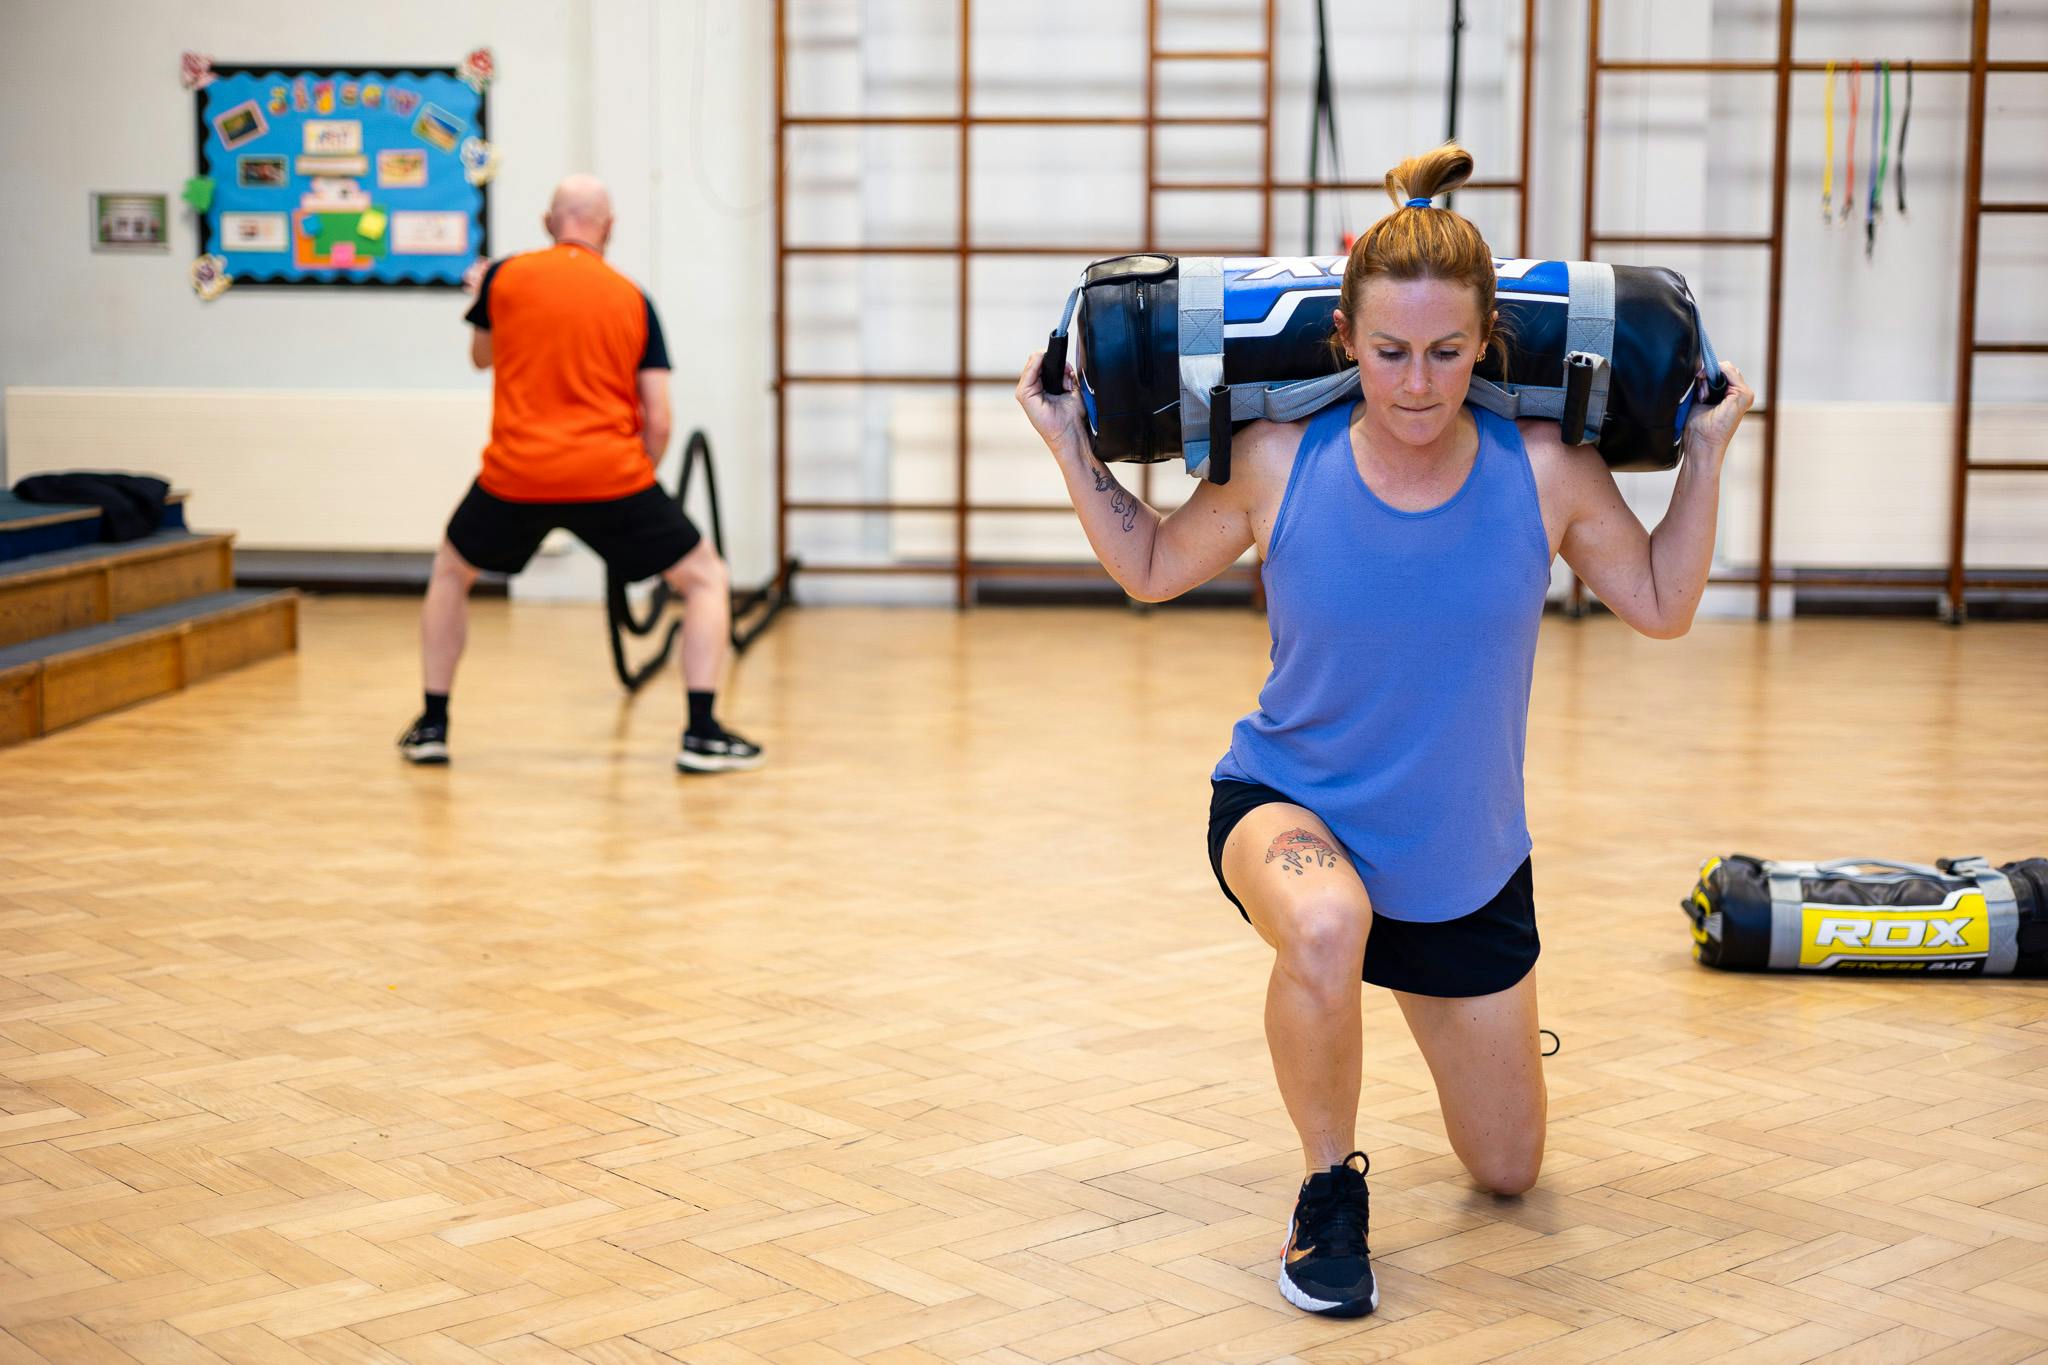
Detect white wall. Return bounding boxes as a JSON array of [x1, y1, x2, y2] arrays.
[[0, 0, 591, 480]]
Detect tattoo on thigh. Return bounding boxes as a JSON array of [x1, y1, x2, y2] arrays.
[[1266, 828, 1342, 876]]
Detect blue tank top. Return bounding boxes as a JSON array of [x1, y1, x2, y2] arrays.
[[1214, 400, 1551, 923]]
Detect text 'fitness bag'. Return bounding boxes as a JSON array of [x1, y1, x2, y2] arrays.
[[1040, 254, 1728, 483], [1683, 855, 2048, 976]]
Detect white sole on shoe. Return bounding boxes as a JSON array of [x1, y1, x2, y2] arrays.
[[1276, 1218, 1378, 1317], [674, 750, 763, 774], [402, 742, 449, 764], [1277, 1267, 1377, 1316]]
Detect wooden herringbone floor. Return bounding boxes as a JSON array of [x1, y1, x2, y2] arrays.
[[0, 596, 2045, 1364]]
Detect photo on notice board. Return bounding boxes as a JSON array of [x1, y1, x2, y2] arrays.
[[211, 99, 269, 150], [237, 154, 289, 188], [91, 192, 169, 251]]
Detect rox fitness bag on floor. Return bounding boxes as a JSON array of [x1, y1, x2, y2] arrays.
[[1040, 254, 1728, 483], [1683, 855, 2048, 976]]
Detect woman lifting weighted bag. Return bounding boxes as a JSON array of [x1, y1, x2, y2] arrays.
[[1017, 142, 1755, 1322]]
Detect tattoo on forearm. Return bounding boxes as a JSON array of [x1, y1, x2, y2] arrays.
[[1090, 462, 1140, 533], [1266, 828, 1342, 876]]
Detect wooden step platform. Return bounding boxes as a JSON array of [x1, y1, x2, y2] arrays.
[[0, 587, 297, 744], [0, 530, 235, 648]]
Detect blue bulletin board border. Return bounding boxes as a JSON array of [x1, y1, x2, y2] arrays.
[[193, 63, 489, 290]]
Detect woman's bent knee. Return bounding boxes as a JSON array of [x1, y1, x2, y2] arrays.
[[1468, 1141, 1543, 1196]]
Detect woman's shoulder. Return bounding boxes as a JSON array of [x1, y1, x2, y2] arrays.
[[1234, 414, 1321, 474], [1510, 414, 1599, 470], [1208, 416, 1316, 506], [1511, 414, 1615, 516]]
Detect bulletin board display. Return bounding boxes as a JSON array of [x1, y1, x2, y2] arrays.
[[194, 66, 488, 288]]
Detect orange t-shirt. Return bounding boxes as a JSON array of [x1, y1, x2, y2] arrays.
[[465, 242, 671, 502]]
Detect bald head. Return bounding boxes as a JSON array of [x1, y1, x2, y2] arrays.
[[545, 174, 613, 250]]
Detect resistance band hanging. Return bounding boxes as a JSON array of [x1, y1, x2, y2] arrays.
[[1895, 60, 1913, 215], [1867, 60, 1891, 259], [1841, 60, 1859, 224], [1304, 0, 1346, 253], [1821, 60, 1836, 220]]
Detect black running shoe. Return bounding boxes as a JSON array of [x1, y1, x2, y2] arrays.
[[676, 727, 764, 774], [397, 716, 450, 765], [1278, 1152, 1378, 1317]]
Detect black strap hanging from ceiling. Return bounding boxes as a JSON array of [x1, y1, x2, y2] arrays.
[[1305, 0, 1345, 253], [1895, 59, 1913, 215], [1444, 0, 1465, 211]]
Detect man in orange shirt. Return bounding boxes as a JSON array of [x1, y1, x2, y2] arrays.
[[399, 175, 763, 773]]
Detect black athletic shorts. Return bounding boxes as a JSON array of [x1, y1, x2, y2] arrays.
[[1207, 778, 1539, 998], [445, 480, 702, 582]]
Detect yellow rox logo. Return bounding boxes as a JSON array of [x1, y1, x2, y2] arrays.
[[1798, 893, 1990, 969]]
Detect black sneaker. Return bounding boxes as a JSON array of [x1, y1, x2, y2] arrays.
[[1278, 1152, 1378, 1317], [397, 716, 450, 765], [676, 727, 764, 774]]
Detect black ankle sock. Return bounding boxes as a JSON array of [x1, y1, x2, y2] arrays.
[[423, 692, 449, 727], [687, 691, 717, 736]]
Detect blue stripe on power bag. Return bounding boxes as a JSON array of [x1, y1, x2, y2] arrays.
[[1494, 258, 1570, 295], [1217, 257, 1575, 329], [1220, 258, 1345, 324]]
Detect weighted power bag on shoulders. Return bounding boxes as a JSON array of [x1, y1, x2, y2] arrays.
[[1040, 254, 1727, 483], [1683, 854, 2048, 976]]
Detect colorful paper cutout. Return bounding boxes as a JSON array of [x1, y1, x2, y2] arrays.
[[190, 253, 231, 300], [293, 209, 389, 270], [180, 52, 216, 90], [181, 176, 215, 212], [458, 137, 499, 187], [459, 47, 495, 92], [359, 208, 387, 240]]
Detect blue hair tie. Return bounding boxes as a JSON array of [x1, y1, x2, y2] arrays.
[[1405, 197, 1432, 208]]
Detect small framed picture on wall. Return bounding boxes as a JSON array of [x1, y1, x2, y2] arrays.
[[92, 192, 169, 251]]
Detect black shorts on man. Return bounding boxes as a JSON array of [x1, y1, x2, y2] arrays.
[[445, 479, 702, 582]]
